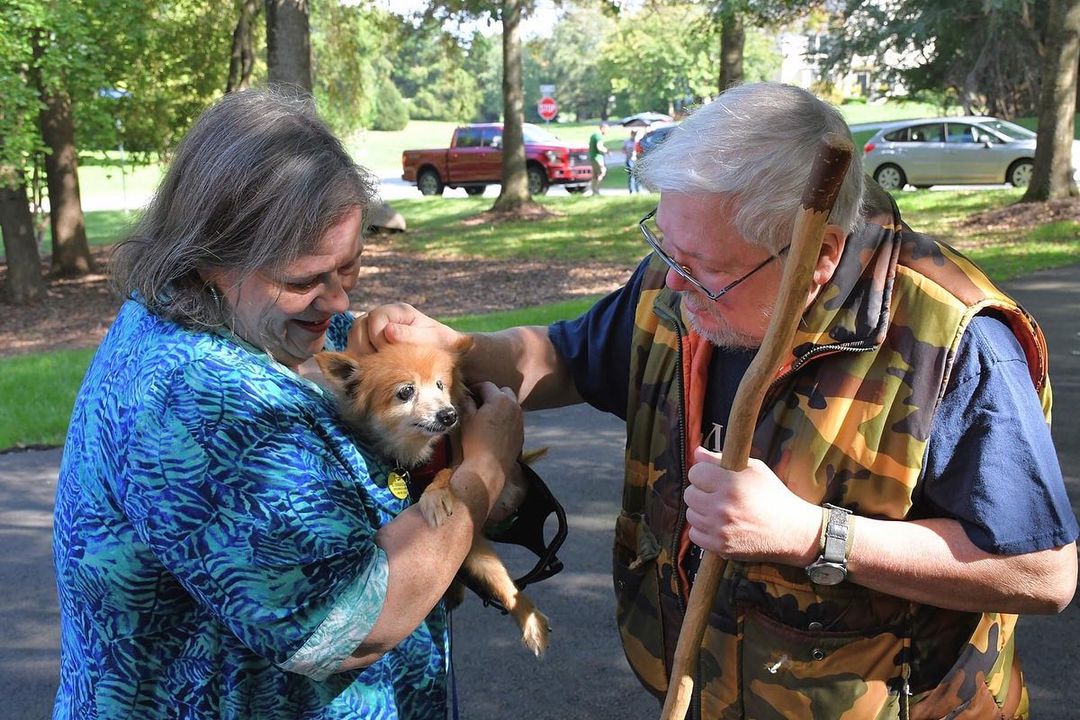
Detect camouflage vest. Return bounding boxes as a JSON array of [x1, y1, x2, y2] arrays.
[[618, 197, 1050, 719]]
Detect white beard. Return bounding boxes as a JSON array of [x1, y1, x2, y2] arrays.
[[683, 294, 771, 350]]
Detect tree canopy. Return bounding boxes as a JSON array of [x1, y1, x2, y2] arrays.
[[824, 0, 1049, 116]]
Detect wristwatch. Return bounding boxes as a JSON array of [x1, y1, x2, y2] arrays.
[[805, 503, 853, 586]]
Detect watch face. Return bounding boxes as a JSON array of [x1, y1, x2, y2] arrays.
[[808, 562, 846, 586]]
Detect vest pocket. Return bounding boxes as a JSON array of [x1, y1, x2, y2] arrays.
[[740, 606, 911, 719], [612, 511, 667, 695]]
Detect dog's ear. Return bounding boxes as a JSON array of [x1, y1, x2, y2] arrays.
[[315, 351, 358, 389], [449, 334, 475, 355]]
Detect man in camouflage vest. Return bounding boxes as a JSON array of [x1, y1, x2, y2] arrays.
[[360, 83, 1078, 719]]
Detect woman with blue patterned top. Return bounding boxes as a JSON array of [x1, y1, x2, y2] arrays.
[[53, 88, 524, 719]]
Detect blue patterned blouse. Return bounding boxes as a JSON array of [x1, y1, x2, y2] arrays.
[[54, 299, 448, 719]]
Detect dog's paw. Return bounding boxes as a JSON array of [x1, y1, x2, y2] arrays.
[[419, 488, 455, 527], [520, 609, 551, 657]]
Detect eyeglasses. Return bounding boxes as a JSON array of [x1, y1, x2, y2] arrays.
[[638, 207, 786, 302]]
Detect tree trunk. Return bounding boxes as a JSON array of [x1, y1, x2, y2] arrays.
[[492, 0, 536, 213], [1023, 0, 1080, 201], [718, 7, 745, 94], [227, 0, 261, 93], [31, 31, 95, 276], [0, 169, 48, 304], [265, 0, 312, 93]]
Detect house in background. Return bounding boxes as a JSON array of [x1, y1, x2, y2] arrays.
[[777, 23, 910, 100]]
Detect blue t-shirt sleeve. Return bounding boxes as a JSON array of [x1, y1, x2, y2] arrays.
[[921, 313, 1079, 555], [122, 356, 387, 678], [548, 256, 651, 420]]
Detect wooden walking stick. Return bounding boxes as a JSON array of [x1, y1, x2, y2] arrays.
[[658, 134, 854, 720]]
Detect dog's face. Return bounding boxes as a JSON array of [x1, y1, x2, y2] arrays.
[[317, 341, 472, 467]]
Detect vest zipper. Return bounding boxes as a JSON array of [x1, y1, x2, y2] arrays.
[[662, 307, 702, 720], [669, 315, 690, 615], [774, 340, 876, 387], [648, 297, 699, 716]]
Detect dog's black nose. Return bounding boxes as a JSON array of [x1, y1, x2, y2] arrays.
[[436, 408, 458, 428]]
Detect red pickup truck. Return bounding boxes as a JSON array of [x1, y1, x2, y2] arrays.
[[401, 123, 592, 196]]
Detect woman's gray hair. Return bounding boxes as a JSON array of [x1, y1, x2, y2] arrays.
[[111, 87, 377, 330], [636, 82, 864, 253]]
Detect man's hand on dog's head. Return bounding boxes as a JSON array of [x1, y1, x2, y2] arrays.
[[350, 304, 466, 358]]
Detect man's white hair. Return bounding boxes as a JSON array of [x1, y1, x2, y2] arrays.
[[636, 82, 864, 253]]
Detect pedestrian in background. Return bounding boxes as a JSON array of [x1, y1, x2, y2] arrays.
[[623, 128, 641, 194], [588, 121, 609, 196]]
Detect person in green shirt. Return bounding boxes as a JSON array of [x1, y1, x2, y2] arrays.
[[588, 121, 609, 196]]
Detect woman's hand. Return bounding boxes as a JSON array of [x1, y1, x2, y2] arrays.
[[683, 447, 820, 566], [454, 382, 524, 512], [350, 303, 466, 356]]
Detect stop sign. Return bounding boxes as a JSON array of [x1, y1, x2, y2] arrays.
[[537, 96, 558, 121]]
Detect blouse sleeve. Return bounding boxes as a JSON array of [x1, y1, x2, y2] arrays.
[[120, 354, 387, 679]]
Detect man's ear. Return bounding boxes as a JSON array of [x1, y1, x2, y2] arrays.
[[315, 351, 359, 388], [812, 225, 846, 288]]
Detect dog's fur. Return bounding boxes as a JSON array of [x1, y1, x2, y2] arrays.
[[315, 341, 550, 656]]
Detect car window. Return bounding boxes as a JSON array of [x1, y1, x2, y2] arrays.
[[456, 128, 482, 148], [523, 124, 559, 143], [946, 123, 978, 143], [908, 124, 944, 143], [481, 127, 502, 148], [977, 119, 1035, 140], [882, 128, 909, 142], [642, 127, 674, 151]]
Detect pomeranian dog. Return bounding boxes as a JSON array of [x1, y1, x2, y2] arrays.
[[316, 340, 550, 656]]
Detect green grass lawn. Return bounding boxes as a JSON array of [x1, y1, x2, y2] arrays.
[[838, 99, 950, 126], [893, 187, 1080, 279], [391, 193, 654, 262], [0, 348, 96, 450], [5, 188, 1079, 451]]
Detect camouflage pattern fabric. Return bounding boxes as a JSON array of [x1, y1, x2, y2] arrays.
[[616, 193, 1047, 719]]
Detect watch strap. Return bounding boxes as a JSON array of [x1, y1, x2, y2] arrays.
[[820, 503, 852, 565]]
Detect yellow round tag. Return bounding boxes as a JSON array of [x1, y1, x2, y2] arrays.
[[387, 471, 410, 500]]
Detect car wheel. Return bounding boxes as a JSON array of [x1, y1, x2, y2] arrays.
[[913, 184, 933, 190], [527, 166, 549, 195], [565, 185, 586, 194], [464, 186, 486, 196], [873, 164, 906, 191], [1007, 159, 1033, 187], [417, 169, 444, 196]]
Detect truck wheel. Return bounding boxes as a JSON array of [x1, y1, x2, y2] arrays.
[[527, 166, 549, 195], [464, 186, 486, 196], [565, 185, 586, 194], [417, 169, 444, 196]]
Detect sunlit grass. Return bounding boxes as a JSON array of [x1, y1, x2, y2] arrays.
[[964, 222, 1080, 280], [892, 188, 1080, 279], [390, 194, 655, 263], [41, 209, 138, 252], [0, 348, 95, 450]]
